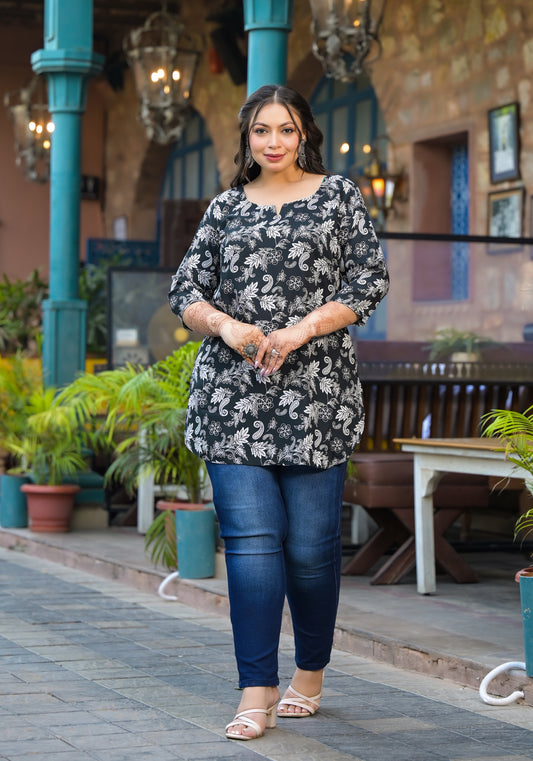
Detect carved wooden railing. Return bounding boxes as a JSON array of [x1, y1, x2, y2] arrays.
[[357, 361, 533, 452]]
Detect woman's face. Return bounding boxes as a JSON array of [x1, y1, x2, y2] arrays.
[[248, 102, 304, 175]]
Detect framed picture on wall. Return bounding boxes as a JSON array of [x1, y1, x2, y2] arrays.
[[487, 187, 524, 253], [488, 103, 520, 183]]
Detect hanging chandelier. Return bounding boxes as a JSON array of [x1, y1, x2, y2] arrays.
[[308, 0, 386, 82], [123, 3, 201, 144], [4, 74, 54, 183]]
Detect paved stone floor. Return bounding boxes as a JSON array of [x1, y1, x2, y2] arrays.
[[1, 526, 531, 696], [1, 546, 532, 761]]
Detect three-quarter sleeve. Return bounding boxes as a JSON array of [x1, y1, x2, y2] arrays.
[[168, 199, 221, 320], [332, 180, 389, 326]]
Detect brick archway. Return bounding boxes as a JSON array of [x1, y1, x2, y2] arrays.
[[129, 141, 172, 239]]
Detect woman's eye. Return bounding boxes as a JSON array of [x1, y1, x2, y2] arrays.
[[283, 128, 295, 134], [253, 128, 266, 135]]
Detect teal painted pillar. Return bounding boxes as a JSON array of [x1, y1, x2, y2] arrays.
[[243, 0, 294, 94], [31, 0, 104, 388]]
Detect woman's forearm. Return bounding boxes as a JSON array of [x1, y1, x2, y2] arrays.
[[182, 301, 267, 364], [297, 302, 358, 342], [182, 301, 233, 337]]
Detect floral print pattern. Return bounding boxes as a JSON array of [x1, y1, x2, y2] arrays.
[[169, 174, 389, 469]]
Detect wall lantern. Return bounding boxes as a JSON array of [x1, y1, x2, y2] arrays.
[[4, 75, 54, 183], [308, 0, 386, 81], [123, 2, 201, 144], [353, 136, 405, 229]]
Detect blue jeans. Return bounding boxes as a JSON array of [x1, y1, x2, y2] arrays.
[[206, 461, 347, 688]]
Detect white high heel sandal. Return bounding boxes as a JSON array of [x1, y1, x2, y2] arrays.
[[225, 703, 277, 740], [277, 684, 322, 718]]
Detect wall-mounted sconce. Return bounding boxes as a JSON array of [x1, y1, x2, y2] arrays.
[[123, 2, 201, 144], [308, 0, 386, 81], [352, 135, 406, 229], [4, 74, 54, 183]]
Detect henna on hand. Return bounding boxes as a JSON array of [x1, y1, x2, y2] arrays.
[[182, 302, 233, 336]]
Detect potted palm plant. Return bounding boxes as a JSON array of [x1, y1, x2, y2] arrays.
[[61, 341, 214, 576], [61, 341, 207, 504], [482, 405, 533, 677], [8, 386, 89, 532]]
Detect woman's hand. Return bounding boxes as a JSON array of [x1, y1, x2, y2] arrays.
[[182, 301, 356, 375], [219, 318, 268, 366], [253, 302, 358, 376], [254, 324, 310, 377], [181, 303, 268, 367]]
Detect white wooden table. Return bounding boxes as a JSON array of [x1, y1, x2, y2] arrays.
[[394, 438, 519, 595]]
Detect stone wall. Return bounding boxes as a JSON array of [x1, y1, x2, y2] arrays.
[[101, 0, 533, 346], [368, 0, 533, 344]]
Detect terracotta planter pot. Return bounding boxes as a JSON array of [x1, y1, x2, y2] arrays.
[[156, 499, 207, 512], [515, 567, 533, 580], [21, 483, 80, 533]]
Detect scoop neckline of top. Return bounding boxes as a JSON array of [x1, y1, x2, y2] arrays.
[[239, 174, 332, 213]]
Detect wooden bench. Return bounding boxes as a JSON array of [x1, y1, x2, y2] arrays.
[[342, 361, 533, 584]]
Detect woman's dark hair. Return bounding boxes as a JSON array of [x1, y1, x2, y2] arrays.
[[231, 84, 328, 187]]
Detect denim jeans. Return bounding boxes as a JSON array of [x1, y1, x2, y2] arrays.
[[206, 461, 347, 688]]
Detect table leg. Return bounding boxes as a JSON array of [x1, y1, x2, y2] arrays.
[[137, 470, 155, 534], [413, 461, 443, 594]]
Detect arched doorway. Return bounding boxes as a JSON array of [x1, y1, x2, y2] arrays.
[[158, 111, 219, 268]]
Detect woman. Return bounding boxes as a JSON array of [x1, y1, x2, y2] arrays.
[[169, 84, 389, 741]]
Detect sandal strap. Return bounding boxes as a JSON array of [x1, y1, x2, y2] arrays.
[[285, 685, 321, 708], [278, 685, 321, 715], [226, 708, 267, 736]]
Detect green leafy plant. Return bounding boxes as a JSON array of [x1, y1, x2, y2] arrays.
[[79, 261, 109, 355], [60, 341, 206, 503], [144, 509, 177, 571], [515, 509, 533, 547], [7, 386, 89, 485], [425, 328, 500, 361], [482, 405, 533, 549], [0, 270, 48, 356], [60, 340, 204, 570], [0, 353, 43, 470]]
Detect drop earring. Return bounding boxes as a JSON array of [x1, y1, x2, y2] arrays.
[[244, 146, 255, 175], [297, 139, 307, 170]]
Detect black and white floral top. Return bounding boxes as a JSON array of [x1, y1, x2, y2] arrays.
[[169, 174, 389, 469]]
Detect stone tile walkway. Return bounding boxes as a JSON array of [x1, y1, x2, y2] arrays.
[[0, 546, 532, 761]]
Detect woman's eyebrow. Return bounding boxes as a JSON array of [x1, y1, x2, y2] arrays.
[[252, 120, 296, 128]]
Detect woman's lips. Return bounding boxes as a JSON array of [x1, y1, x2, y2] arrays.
[[264, 154, 284, 161]]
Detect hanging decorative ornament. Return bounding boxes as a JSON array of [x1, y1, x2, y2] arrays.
[[123, 2, 201, 144], [308, 0, 386, 82], [4, 74, 54, 183]]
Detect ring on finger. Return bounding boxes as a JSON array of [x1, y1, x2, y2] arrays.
[[271, 348, 280, 356], [243, 343, 257, 359]]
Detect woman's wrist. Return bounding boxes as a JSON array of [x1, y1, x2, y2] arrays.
[[182, 302, 235, 337], [297, 303, 357, 340], [209, 312, 234, 336], [292, 318, 315, 345]]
